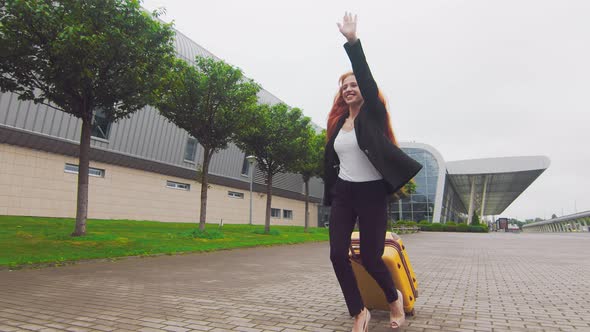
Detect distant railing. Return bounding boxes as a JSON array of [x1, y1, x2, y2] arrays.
[[390, 226, 421, 234], [324, 223, 420, 234], [522, 210, 590, 233]]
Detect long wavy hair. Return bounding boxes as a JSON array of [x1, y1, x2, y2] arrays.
[[326, 71, 398, 146]]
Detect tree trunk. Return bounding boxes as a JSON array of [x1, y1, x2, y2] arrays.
[[304, 179, 309, 233], [199, 147, 212, 231], [71, 116, 92, 237], [265, 173, 273, 234]]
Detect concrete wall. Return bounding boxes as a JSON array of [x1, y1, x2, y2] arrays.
[[0, 143, 319, 227]]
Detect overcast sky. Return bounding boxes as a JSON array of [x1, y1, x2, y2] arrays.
[[143, 0, 589, 221]]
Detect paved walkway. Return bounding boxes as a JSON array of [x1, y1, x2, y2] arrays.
[[1, 232, 589, 332]]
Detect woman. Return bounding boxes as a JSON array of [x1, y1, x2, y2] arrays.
[[324, 12, 423, 331]]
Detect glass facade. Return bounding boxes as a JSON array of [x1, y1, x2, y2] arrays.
[[440, 178, 467, 223], [320, 144, 471, 226], [389, 148, 440, 223]]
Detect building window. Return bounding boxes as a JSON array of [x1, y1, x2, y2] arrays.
[[64, 163, 105, 177], [166, 180, 190, 191], [271, 208, 281, 218], [228, 191, 244, 199], [184, 137, 197, 162], [283, 209, 293, 219], [241, 157, 250, 176], [91, 109, 111, 140]]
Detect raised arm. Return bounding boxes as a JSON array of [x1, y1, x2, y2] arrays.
[[337, 12, 387, 120]]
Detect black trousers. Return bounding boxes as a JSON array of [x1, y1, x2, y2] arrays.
[[329, 177, 398, 317]]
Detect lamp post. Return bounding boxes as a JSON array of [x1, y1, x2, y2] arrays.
[[246, 155, 257, 225]]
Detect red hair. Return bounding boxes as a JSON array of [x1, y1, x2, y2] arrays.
[[327, 72, 398, 146]]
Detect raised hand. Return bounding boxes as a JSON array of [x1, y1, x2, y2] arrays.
[[337, 12, 358, 44]]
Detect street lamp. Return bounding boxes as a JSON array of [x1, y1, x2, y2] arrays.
[[246, 155, 257, 225]]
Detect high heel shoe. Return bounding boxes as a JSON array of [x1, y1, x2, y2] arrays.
[[362, 308, 371, 332], [390, 290, 406, 329], [353, 308, 371, 332]]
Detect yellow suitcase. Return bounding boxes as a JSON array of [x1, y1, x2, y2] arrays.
[[349, 231, 419, 315]]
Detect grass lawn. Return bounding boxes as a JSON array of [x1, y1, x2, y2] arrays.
[[0, 215, 329, 269]]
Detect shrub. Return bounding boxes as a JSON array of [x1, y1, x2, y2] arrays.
[[444, 223, 457, 232], [457, 224, 470, 232], [469, 225, 488, 233], [419, 224, 431, 231], [430, 223, 444, 232], [387, 219, 396, 230], [404, 220, 489, 233]]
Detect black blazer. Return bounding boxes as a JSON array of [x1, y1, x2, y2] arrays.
[[323, 39, 423, 206]]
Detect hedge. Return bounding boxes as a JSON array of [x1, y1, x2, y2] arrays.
[[420, 222, 489, 233]]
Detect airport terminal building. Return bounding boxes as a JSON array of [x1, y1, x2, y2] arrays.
[[0, 28, 550, 227], [387, 145, 550, 225]]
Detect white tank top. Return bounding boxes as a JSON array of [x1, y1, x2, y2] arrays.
[[334, 129, 383, 182]]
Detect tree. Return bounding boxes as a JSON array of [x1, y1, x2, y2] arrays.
[[471, 213, 481, 225], [390, 180, 417, 202], [0, 0, 176, 236], [292, 129, 325, 233], [388, 180, 417, 221], [154, 57, 260, 231], [551, 213, 558, 219], [509, 218, 526, 229], [236, 103, 311, 234], [402, 181, 417, 197]]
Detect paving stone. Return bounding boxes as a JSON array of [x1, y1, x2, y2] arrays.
[[1, 233, 589, 332], [161, 326, 190, 332], [88, 325, 115, 332]]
